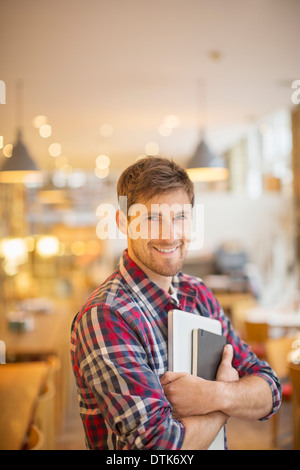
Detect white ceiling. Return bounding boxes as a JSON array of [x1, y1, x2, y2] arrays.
[[0, 0, 299, 172]]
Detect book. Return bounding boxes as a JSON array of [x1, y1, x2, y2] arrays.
[[192, 328, 227, 380], [167, 309, 225, 450], [168, 309, 222, 373]]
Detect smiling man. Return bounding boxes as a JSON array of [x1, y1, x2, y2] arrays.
[[122, 189, 192, 291], [70, 156, 282, 450]]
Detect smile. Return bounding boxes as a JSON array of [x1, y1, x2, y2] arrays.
[[153, 246, 179, 254]]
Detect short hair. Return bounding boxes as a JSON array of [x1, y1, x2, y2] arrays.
[[117, 156, 194, 214]]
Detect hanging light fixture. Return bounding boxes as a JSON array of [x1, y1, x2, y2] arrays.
[[0, 129, 42, 183], [186, 80, 229, 182], [0, 81, 42, 184], [186, 139, 229, 182]]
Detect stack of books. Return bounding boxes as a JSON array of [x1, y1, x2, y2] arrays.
[[168, 309, 226, 450]]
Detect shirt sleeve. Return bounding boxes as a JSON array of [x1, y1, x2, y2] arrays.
[[216, 302, 282, 420], [73, 303, 185, 450]]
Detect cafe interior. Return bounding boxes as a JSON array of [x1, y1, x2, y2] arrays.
[[1, 0, 300, 451]]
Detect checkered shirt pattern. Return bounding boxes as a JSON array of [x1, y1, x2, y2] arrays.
[[70, 249, 282, 450]]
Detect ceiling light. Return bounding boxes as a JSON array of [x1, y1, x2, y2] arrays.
[[1, 238, 28, 264], [96, 154, 110, 169], [39, 124, 52, 138], [3, 143, 13, 157], [48, 142, 62, 157], [163, 115, 180, 129], [0, 136, 3, 149], [32, 115, 48, 129], [186, 79, 228, 182], [36, 236, 59, 258], [0, 130, 42, 184], [145, 141, 159, 156], [186, 140, 229, 182]]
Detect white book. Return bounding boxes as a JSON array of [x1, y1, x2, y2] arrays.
[[168, 309, 225, 450]]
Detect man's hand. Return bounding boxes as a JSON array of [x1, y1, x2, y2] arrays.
[[160, 371, 212, 418], [160, 344, 239, 418], [216, 344, 239, 382]]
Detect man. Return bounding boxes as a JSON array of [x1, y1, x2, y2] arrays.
[[70, 156, 282, 450]]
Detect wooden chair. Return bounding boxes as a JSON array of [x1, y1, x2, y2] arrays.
[[289, 363, 300, 450], [244, 321, 269, 358], [23, 425, 44, 450], [265, 336, 295, 448], [230, 298, 258, 338], [35, 380, 56, 450]]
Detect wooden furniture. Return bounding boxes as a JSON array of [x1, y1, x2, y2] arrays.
[[265, 336, 296, 448], [0, 300, 74, 433], [214, 291, 256, 319], [244, 321, 269, 358], [1, 302, 71, 358], [0, 362, 48, 450], [288, 363, 300, 450]]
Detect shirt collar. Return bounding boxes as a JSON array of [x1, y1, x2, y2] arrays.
[[119, 249, 197, 316]]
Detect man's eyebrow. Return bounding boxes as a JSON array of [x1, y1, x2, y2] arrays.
[[148, 207, 192, 216]]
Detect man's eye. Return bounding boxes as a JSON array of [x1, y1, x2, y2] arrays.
[[148, 215, 159, 221]]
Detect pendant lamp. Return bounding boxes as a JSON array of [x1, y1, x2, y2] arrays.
[[0, 81, 42, 184], [0, 129, 42, 184], [186, 79, 229, 182], [186, 138, 229, 182]]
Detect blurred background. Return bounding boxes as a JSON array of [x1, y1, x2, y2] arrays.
[[1, 0, 300, 451]]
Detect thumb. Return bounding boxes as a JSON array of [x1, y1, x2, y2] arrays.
[[222, 344, 234, 365]]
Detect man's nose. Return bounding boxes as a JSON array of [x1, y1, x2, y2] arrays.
[[160, 218, 176, 241]]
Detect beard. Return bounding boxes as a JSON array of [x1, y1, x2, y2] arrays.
[[131, 242, 186, 277]]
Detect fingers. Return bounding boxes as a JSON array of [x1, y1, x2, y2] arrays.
[[160, 371, 188, 385]]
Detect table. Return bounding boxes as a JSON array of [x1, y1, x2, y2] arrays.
[[0, 299, 74, 432], [0, 300, 71, 358], [246, 307, 300, 331], [0, 362, 48, 450]]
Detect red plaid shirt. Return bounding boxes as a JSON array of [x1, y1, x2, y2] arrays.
[[70, 249, 282, 450]]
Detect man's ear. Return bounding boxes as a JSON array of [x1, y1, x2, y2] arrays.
[[116, 209, 128, 235]]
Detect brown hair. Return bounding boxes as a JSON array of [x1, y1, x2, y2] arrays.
[[117, 156, 194, 214]]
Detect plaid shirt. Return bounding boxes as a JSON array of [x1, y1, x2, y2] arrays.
[[70, 249, 282, 450]]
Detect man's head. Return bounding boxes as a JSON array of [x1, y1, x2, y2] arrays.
[[117, 156, 194, 214], [116, 157, 195, 287]]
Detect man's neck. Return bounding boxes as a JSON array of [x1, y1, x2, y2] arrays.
[[127, 249, 172, 293]]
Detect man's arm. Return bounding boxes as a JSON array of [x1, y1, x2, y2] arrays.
[[73, 304, 186, 450], [215, 343, 273, 420], [217, 375, 273, 420], [161, 344, 274, 421], [162, 345, 235, 450], [180, 412, 228, 450]]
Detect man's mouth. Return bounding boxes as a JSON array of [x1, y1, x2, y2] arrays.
[[152, 246, 179, 254]]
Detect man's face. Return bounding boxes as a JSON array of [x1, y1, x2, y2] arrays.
[[126, 189, 192, 278]]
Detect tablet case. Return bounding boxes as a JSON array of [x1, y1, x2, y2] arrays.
[[192, 328, 227, 380]]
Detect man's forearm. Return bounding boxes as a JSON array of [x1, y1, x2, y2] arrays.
[[180, 411, 228, 450], [214, 375, 273, 420]]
